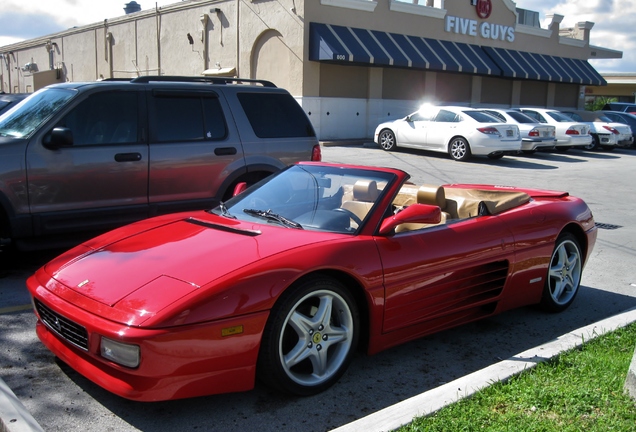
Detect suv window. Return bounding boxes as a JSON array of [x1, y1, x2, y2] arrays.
[[0, 89, 76, 138], [237, 93, 315, 138], [56, 91, 139, 146], [151, 92, 227, 142]]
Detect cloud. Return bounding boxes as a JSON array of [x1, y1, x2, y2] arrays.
[[0, 11, 67, 41], [514, 0, 635, 72]]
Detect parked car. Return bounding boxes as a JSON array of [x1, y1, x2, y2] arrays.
[[477, 108, 556, 154], [601, 111, 636, 147], [0, 76, 320, 250], [601, 102, 636, 113], [560, 110, 633, 150], [0, 92, 28, 116], [515, 108, 592, 151], [374, 106, 521, 161], [28, 161, 597, 401]]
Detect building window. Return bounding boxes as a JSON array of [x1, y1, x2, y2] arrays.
[[320, 0, 377, 12]]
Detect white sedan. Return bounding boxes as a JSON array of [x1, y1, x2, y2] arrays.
[[516, 108, 592, 151], [560, 110, 633, 150], [477, 108, 556, 154], [374, 106, 521, 161]]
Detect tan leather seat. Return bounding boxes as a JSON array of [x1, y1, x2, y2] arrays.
[[341, 180, 378, 224], [395, 184, 450, 233], [416, 185, 451, 222]]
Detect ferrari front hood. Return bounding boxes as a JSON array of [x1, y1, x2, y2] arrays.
[[46, 215, 335, 317]]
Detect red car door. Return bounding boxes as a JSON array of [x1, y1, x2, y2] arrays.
[[375, 216, 515, 333]]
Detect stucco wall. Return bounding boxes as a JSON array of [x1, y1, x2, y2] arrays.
[[0, 0, 623, 139]]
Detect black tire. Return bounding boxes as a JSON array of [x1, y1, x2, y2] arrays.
[[448, 137, 471, 161], [378, 129, 396, 151], [257, 276, 359, 396], [583, 135, 599, 151], [540, 232, 583, 313]]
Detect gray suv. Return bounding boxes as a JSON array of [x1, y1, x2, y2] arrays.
[[0, 76, 320, 250]]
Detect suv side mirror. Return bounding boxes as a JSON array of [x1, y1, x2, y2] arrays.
[[43, 127, 74, 149]]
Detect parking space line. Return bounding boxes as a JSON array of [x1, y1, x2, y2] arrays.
[[0, 304, 33, 315]]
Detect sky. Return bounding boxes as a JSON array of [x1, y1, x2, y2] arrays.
[[0, 0, 634, 73]]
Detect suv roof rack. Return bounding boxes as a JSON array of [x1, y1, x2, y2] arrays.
[[129, 76, 277, 87]]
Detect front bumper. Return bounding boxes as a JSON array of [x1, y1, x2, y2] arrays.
[[28, 275, 268, 401]]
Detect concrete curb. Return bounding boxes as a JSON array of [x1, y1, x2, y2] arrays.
[[331, 306, 636, 432], [0, 377, 44, 432], [320, 139, 370, 147]]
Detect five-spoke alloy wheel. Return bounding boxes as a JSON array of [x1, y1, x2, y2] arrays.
[[540, 232, 583, 312], [258, 277, 359, 395]]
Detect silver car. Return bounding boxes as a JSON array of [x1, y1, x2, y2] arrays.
[[516, 108, 591, 152], [478, 109, 556, 154], [561, 110, 633, 150]]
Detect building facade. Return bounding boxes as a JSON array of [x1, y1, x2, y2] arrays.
[[0, 0, 622, 139]]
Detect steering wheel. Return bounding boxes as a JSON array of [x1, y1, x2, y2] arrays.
[[333, 208, 364, 227]]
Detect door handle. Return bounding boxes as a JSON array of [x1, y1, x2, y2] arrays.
[[214, 147, 237, 156], [114, 152, 142, 162]]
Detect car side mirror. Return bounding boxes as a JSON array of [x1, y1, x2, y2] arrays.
[[43, 127, 74, 149], [232, 182, 248, 196], [379, 203, 441, 235]]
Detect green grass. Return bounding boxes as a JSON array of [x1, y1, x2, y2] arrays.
[[401, 323, 636, 432]]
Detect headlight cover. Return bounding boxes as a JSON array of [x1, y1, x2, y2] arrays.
[[100, 337, 140, 368]]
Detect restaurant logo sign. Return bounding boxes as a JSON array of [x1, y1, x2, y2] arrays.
[[474, 0, 492, 19], [445, 0, 514, 42]]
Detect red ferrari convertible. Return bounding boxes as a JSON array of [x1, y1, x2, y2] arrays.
[[27, 162, 597, 401]]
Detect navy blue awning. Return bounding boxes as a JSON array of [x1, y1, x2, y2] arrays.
[[482, 46, 606, 86], [309, 22, 501, 76], [309, 22, 606, 86]]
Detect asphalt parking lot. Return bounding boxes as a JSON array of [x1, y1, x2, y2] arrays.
[[1, 144, 635, 431]]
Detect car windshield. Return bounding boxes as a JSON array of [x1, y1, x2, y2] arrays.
[[0, 88, 77, 138], [546, 111, 575, 123], [212, 164, 396, 234]]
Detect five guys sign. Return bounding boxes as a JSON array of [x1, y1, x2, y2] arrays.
[[446, 0, 514, 42]]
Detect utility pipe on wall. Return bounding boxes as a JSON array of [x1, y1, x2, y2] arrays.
[[200, 13, 209, 71]]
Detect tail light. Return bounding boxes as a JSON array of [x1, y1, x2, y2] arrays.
[[565, 128, 580, 135], [602, 125, 620, 134], [528, 129, 539, 137], [311, 144, 322, 161], [477, 127, 501, 136]]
